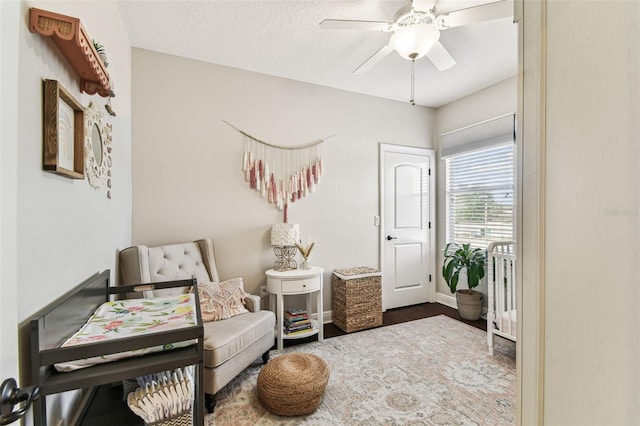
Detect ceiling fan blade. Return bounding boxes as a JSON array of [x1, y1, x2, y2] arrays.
[[319, 19, 390, 31], [439, 0, 513, 29], [412, 0, 437, 13], [426, 41, 456, 71], [353, 44, 394, 74]]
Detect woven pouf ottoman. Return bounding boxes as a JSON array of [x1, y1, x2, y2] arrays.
[[257, 353, 329, 416]]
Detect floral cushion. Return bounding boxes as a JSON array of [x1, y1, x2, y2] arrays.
[[194, 278, 249, 322]]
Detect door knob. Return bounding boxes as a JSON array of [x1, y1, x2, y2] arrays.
[[0, 378, 40, 425], [386, 235, 397, 241]]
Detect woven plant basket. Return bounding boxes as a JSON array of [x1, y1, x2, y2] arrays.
[[257, 353, 329, 416]]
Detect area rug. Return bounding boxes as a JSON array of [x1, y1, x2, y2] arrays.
[[207, 315, 516, 425]]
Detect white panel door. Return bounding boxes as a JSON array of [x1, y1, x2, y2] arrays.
[[380, 144, 435, 310]]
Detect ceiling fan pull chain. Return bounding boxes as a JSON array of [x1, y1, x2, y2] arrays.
[[410, 59, 416, 106]]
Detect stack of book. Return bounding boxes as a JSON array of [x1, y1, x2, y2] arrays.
[[284, 308, 312, 335]]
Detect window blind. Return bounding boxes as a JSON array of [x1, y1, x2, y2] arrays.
[[445, 143, 514, 249], [440, 113, 515, 159]]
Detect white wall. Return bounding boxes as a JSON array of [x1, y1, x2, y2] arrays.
[[1, 0, 21, 387], [17, 0, 132, 320], [539, 1, 639, 423], [131, 48, 436, 310], [435, 76, 517, 305], [7, 1, 132, 424]]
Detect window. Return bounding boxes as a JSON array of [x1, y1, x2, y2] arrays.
[[445, 143, 514, 249], [441, 113, 516, 249]]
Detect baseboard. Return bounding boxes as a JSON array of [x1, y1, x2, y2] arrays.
[[315, 304, 492, 325], [435, 292, 488, 316], [310, 310, 333, 324], [69, 387, 95, 425], [436, 292, 458, 309]]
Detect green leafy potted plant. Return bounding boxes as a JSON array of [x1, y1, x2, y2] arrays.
[[93, 39, 108, 68], [442, 243, 487, 320]]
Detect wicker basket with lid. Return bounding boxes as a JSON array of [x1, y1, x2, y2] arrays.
[[332, 266, 382, 333]]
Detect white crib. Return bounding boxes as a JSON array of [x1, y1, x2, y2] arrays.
[[487, 241, 516, 355]]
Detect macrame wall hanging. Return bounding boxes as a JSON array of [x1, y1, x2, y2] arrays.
[[224, 121, 333, 223]]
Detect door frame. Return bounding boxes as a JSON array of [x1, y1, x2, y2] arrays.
[[379, 143, 436, 309], [517, 0, 546, 423]]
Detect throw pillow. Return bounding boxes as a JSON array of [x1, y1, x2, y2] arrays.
[[193, 278, 249, 322]]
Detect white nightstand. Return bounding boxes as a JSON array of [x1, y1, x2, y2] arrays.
[[266, 267, 324, 351]]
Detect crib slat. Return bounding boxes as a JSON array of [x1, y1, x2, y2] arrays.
[[505, 256, 512, 336], [487, 241, 516, 354]]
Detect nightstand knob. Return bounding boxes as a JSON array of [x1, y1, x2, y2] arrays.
[[303, 284, 306, 287]]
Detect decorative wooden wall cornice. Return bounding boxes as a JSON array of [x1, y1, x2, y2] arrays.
[[29, 8, 111, 97]]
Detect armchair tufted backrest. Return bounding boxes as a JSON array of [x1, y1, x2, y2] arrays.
[[119, 238, 220, 296]]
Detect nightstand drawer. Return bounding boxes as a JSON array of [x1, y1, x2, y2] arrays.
[[281, 277, 319, 293]]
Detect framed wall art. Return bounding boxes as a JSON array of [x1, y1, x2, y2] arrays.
[[43, 79, 85, 179]]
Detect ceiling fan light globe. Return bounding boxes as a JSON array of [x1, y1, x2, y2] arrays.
[[390, 24, 440, 60]]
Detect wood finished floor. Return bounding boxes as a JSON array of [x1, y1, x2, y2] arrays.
[[283, 302, 486, 347]]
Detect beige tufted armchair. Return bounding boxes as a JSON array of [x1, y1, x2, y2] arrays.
[[119, 238, 275, 413]]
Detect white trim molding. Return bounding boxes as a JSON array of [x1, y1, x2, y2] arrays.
[[322, 310, 333, 324], [435, 294, 488, 315], [436, 292, 457, 310], [518, 0, 546, 423]]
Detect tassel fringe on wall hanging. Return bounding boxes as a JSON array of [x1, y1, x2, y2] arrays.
[[224, 121, 334, 222]]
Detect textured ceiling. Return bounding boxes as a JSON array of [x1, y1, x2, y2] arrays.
[[117, 0, 517, 108]]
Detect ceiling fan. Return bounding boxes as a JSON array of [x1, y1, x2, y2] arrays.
[[319, 0, 513, 74]]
